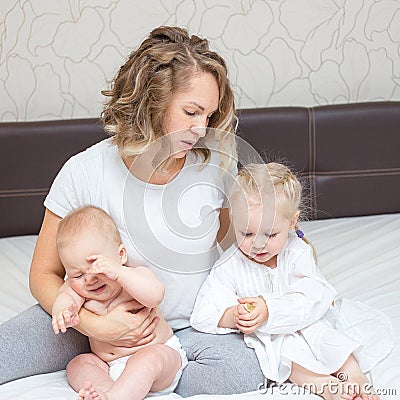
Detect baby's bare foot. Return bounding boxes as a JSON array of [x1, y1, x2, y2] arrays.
[[77, 381, 108, 400], [78, 381, 90, 400]]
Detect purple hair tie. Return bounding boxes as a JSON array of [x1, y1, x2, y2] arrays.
[[296, 229, 304, 239]]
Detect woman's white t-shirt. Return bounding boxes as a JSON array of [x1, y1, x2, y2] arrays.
[[45, 138, 235, 329]]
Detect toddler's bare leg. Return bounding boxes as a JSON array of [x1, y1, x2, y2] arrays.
[[66, 353, 112, 397], [336, 355, 380, 400], [290, 362, 351, 400]]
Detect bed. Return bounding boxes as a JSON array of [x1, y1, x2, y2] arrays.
[[1, 102, 399, 399]]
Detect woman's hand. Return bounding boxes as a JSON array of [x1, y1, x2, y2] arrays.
[[87, 300, 159, 347], [234, 296, 268, 334]]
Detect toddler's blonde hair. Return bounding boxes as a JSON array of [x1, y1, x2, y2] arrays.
[[231, 163, 315, 256]]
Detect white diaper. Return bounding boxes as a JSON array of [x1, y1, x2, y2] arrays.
[[108, 334, 188, 395]]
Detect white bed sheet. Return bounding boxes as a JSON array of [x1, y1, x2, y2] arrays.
[[0, 214, 399, 400]]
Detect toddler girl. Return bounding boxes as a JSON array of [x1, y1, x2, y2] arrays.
[[191, 163, 389, 400]]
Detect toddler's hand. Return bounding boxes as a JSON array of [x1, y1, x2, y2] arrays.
[[87, 254, 121, 280], [234, 296, 269, 334], [52, 303, 80, 334]]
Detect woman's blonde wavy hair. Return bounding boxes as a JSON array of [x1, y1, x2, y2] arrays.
[[101, 26, 237, 170], [231, 163, 316, 259]]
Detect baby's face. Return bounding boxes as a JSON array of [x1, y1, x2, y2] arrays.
[[232, 195, 293, 268], [58, 231, 122, 301]]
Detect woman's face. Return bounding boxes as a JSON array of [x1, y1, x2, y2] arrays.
[[163, 71, 220, 159]]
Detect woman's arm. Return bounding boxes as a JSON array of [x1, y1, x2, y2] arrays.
[[29, 208, 66, 313], [30, 208, 158, 345], [217, 208, 235, 251]]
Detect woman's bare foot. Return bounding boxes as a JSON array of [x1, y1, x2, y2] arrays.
[[77, 381, 108, 400]]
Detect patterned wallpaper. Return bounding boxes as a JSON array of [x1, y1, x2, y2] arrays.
[[1, 0, 400, 122]]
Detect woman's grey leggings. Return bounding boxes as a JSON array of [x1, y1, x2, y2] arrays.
[[0, 304, 264, 396]]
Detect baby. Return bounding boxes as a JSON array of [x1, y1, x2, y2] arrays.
[[52, 205, 187, 400]]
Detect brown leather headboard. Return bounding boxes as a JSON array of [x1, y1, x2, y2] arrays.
[[1, 101, 399, 237], [237, 101, 400, 220], [0, 119, 107, 237]]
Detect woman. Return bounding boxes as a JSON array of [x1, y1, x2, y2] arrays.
[[0, 26, 264, 396]]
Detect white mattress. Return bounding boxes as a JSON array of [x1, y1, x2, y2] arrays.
[[0, 214, 399, 399]]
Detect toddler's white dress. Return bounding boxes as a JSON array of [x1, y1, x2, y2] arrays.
[[190, 234, 393, 383]]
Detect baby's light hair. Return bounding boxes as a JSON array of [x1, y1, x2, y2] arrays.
[[56, 206, 122, 250], [231, 163, 316, 258]]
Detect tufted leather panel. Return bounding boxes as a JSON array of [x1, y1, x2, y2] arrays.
[[0, 119, 107, 237], [311, 102, 400, 219], [236, 107, 311, 171], [1, 102, 399, 237], [237, 101, 400, 220]]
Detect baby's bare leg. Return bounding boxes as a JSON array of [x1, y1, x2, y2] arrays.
[[105, 344, 182, 400], [336, 355, 380, 400], [290, 362, 350, 400], [66, 353, 112, 396]]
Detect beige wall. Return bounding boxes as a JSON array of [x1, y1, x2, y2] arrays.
[[1, 0, 400, 121]]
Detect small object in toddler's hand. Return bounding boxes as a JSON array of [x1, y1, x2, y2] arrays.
[[244, 303, 255, 312]]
